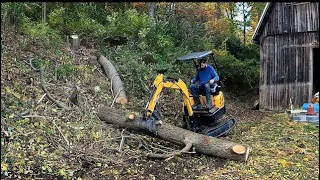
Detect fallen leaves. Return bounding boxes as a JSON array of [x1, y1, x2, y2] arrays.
[[1, 162, 8, 172], [200, 113, 319, 179], [1, 42, 120, 179], [5, 87, 21, 99], [277, 159, 289, 167]]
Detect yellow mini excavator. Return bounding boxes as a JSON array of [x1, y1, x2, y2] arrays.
[[141, 51, 235, 137]]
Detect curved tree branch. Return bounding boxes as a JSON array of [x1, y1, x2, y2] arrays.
[[40, 66, 69, 110]]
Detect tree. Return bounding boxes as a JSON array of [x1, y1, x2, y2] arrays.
[[147, 2, 157, 18], [249, 2, 266, 31], [222, 2, 237, 21], [240, 2, 252, 45], [202, 3, 237, 36], [42, 2, 46, 24], [247, 2, 266, 44], [215, 3, 222, 20]]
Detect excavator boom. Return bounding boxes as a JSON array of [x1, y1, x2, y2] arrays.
[[144, 74, 194, 117]]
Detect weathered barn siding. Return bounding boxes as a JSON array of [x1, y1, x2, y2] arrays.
[[258, 2, 319, 111]]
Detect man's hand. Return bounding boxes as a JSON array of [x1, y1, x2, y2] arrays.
[[209, 79, 214, 85]]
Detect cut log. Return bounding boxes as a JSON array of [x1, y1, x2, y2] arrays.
[[97, 106, 250, 161], [97, 56, 127, 104]]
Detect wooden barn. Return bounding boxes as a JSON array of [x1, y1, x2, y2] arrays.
[[252, 2, 319, 111]]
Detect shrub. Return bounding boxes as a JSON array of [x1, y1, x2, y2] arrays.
[[22, 17, 63, 48], [56, 64, 75, 79], [47, 7, 65, 33], [1, 3, 28, 28], [48, 6, 106, 44], [213, 49, 259, 91], [105, 9, 152, 40], [211, 35, 259, 61], [105, 46, 154, 98]]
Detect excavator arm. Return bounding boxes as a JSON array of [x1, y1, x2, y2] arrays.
[[144, 74, 194, 118]]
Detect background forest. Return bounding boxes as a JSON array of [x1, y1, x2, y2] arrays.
[[1, 2, 265, 97]]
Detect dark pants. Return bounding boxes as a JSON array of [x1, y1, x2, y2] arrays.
[[190, 83, 212, 104]]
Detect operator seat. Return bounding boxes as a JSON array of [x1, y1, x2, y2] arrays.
[[198, 84, 221, 96], [211, 85, 221, 96]]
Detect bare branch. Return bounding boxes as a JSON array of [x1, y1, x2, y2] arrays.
[[146, 142, 194, 159], [23, 58, 40, 71], [37, 93, 47, 105], [119, 129, 126, 152], [39, 66, 69, 110], [52, 119, 70, 148], [21, 115, 46, 118]]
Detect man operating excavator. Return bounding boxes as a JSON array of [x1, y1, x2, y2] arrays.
[[190, 58, 219, 110], [140, 50, 234, 137]]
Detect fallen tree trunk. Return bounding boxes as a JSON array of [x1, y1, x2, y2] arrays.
[[97, 106, 250, 161], [97, 56, 127, 104]]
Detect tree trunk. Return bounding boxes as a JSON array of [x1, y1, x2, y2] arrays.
[[97, 106, 250, 161], [97, 56, 127, 104], [147, 2, 157, 18], [168, 2, 176, 16], [242, 2, 248, 45], [42, 2, 46, 24], [215, 3, 222, 20]]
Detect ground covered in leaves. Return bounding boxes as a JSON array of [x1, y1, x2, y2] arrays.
[[1, 31, 319, 179]]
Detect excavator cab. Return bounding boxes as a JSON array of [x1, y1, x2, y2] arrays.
[[176, 51, 225, 112], [176, 50, 222, 94], [176, 51, 233, 135]]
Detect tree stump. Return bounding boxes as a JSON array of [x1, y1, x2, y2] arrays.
[[70, 35, 80, 51]]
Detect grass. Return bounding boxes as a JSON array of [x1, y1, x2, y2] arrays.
[[200, 114, 319, 179]]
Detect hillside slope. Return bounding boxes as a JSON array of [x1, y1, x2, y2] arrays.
[[1, 30, 318, 180]]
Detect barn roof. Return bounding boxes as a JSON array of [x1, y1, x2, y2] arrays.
[[251, 3, 275, 44]]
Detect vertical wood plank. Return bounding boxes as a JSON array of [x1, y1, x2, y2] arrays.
[[257, 2, 319, 111]]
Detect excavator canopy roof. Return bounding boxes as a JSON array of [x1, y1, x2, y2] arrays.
[[176, 51, 213, 62]]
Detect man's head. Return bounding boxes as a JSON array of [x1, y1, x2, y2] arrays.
[[199, 59, 207, 69]]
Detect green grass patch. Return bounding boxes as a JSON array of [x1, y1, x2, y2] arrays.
[[201, 113, 319, 179]]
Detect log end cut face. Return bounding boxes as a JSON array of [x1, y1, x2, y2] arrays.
[[116, 97, 128, 104], [232, 145, 246, 154]]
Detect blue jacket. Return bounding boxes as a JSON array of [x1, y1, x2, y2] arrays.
[[192, 65, 219, 85]]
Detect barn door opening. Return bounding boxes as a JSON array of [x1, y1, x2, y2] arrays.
[[313, 48, 319, 93]]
